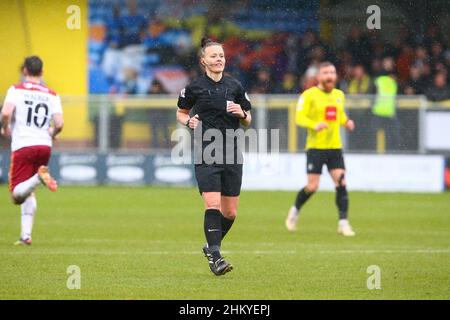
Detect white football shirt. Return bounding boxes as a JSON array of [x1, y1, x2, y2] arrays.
[[3, 82, 63, 151]]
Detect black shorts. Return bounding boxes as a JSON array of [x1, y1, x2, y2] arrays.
[[195, 164, 243, 196], [306, 149, 345, 174]]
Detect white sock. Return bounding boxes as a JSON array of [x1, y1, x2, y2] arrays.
[[21, 194, 37, 240], [339, 219, 349, 227], [289, 206, 299, 217], [13, 174, 40, 200]]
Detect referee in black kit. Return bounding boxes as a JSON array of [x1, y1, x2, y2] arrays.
[[176, 38, 252, 276]]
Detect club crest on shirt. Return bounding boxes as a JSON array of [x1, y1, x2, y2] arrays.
[[336, 98, 341, 103]]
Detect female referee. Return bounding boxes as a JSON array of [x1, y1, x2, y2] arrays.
[[176, 38, 252, 276]]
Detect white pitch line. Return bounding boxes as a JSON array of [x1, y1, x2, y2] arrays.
[[0, 250, 297, 256], [0, 249, 449, 255], [316, 249, 450, 254]]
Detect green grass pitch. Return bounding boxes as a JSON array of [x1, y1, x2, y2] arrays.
[[0, 186, 449, 300]]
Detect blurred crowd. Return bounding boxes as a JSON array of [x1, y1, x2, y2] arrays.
[[335, 25, 450, 102], [89, 0, 450, 102]]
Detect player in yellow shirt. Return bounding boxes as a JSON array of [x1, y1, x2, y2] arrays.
[[285, 62, 356, 236]]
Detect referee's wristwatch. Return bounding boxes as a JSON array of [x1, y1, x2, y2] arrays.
[[185, 117, 190, 127], [241, 110, 248, 120]]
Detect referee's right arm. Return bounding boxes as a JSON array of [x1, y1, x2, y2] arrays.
[[176, 86, 198, 129], [176, 108, 190, 127]]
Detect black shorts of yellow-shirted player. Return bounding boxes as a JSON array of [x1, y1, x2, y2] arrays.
[[285, 62, 356, 236], [176, 38, 252, 275]]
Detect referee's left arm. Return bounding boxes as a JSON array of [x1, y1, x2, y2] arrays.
[[235, 85, 252, 127]]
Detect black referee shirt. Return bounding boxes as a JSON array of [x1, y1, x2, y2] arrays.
[[177, 73, 252, 164], [177, 73, 251, 131]]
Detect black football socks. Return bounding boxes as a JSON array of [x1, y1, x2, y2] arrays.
[[336, 186, 349, 220], [204, 209, 222, 260], [221, 215, 235, 240], [294, 187, 315, 210]]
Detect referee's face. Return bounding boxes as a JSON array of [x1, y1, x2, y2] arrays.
[[318, 65, 337, 91], [202, 45, 226, 74]]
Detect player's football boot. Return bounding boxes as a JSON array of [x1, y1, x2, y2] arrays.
[[14, 238, 32, 246], [202, 245, 233, 276], [211, 258, 233, 276], [337, 221, 356, 237], [285, 206, 299, 232], [38, 166, 58, 192]]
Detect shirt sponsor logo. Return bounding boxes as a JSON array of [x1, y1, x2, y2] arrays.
[[325, 106, 337, 121]]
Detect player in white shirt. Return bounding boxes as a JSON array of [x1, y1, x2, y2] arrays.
[[1, 56, 64, 245]]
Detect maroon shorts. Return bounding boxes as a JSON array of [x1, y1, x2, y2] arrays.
[[9, 145, 51, 192]]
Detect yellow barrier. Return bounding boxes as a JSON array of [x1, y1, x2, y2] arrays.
[[109, 95, 433, 153], [2, 93, 445, 151], [0, 0, 89, 144]]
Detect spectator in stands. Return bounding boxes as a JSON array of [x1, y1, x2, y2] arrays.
[[396, 45, 414, 84], [444, 50, 450, 82], [250, 69, 274, 94], [412, 46, 430, 71], [371, 36, 388, 61], [275, 72, 299, 94], [147, 80, 171, 148], [422, 63, 433, 82], [403, 65, 428, 95], [336, 50, 353, 91], [102, 0, 149, 94], [430, 42, 445, 74], [346, 64, 374, 94], [346, 27, 372, 69], [371, 57, 401, 151], [301, 62, 319, 91], [337, 66, 352, 93], [425, 72, 450, 102], [371, 57, 383, 76], [187, 67, 200, 81], [284, 34, 301, 75], [299, 45, 328, 91], [423, 24, 446, 51], [90, 0, 448, 104], [120, 0, 148, 48], [118, 0, 147, 82], [106, 5, 122, 49], [101, 5, 122, 86], [297, 29, 322, 75], [120, 68, 139, 94]]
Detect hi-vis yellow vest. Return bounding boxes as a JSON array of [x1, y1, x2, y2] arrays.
[[373, 76, 397, 118]]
